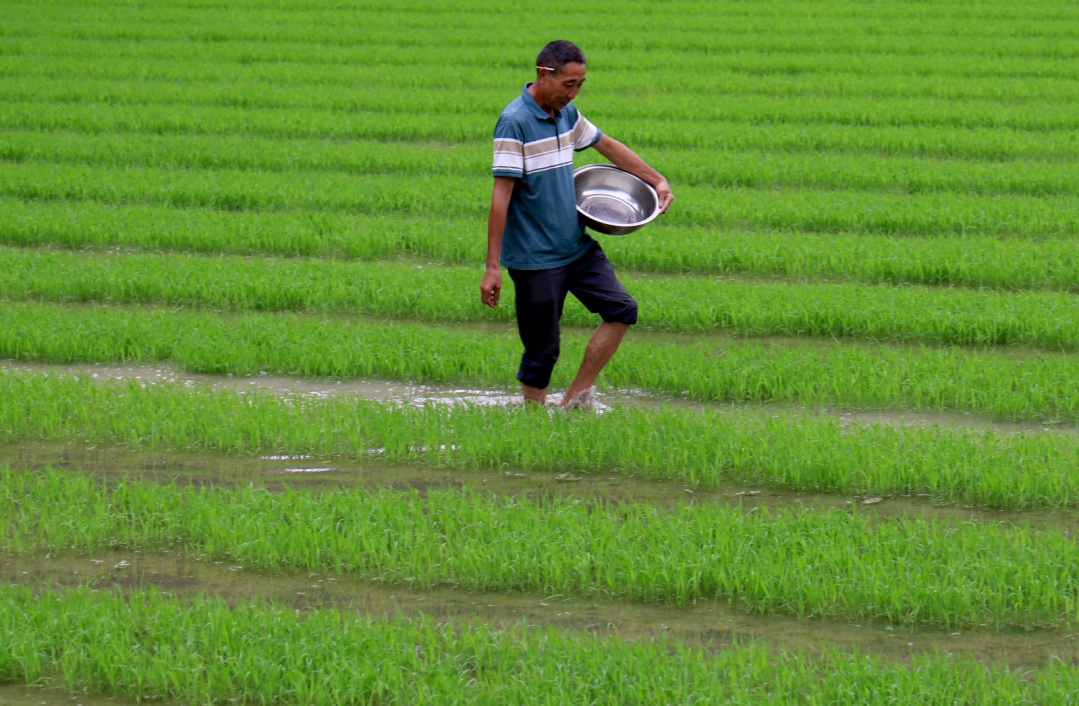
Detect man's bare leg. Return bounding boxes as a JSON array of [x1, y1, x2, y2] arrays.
[[522, 384, 547, 406], [560, 321, 629, 407]]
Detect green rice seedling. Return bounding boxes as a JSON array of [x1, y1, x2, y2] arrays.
[[3, 300, 1079, 422], [4, 370, 1079, 508], [7, 35, 1079, 116], [8, 95, 1079, 162], [0, 127, 484, 179], [9, 88, 1079, 163], [0, 161, 490, 220], [8, 58, 1079, 113], [5, 158, 1079, 236], [4, 584, 1078, 704], [5, 466, 1079, 628], [7, 127, 1079, 198], [12, 17, 1068, 73], [10, 37, 1079, 129], [10, 13, 1079, 82], [0, 197, 485, 262], [6, 245, 1079, 350], [3, 198, 1079, 292], [8, 32, 1079, 131], [610, 226, 1079, 292]]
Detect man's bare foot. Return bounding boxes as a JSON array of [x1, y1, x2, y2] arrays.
[[562, 385, 596, 411], [522, 383, 547, 406]]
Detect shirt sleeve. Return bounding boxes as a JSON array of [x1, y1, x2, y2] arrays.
[[492, 114, 525, 178], [571, 111, 603, 151]]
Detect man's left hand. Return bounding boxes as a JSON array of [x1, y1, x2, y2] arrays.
[[656, 178, 674, 214]]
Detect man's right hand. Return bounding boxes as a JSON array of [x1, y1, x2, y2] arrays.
[[480, 268, 502, 308]]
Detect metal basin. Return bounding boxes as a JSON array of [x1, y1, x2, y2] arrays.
[[574, 164, 660, 236]]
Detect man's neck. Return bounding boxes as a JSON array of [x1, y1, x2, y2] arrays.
[[527, 83, 557, 118]]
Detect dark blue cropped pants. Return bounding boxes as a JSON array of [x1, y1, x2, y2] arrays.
[[507, 242, 638, 390]]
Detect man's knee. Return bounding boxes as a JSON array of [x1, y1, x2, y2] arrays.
[[601, 296, 638, 326]]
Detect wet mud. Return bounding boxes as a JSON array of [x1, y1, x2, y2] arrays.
[[0, 684, 137, 706]]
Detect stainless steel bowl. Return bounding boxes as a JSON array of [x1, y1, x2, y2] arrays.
[[573, 164, 660, 236]]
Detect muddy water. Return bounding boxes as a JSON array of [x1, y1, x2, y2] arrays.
[[4, 359, 1075, 436], [6, 440, 1079, 533], [3, 551, 1075, 669], [0, 685, 137, 706], [4, 362, 1079, 676]]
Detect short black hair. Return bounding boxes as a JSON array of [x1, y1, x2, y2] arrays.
[[536, 40, 586, 74]]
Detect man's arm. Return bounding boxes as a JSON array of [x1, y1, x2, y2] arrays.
[[480, 176, 516, 308], [592, 135, 674, 213]]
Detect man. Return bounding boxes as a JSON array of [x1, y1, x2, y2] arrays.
[[480, 40, 673, 408]]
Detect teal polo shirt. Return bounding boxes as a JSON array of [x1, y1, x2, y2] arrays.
[[492, 83, 604, 270]]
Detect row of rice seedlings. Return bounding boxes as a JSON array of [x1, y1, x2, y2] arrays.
[[10, 57, 1079, 135], [10, 8, 1079, 65], [5, 585, 1075, 706], [11, 58, 1079, 134], [0, 198, 484, 262], [10, 21, 1078, 94], [7, 126, 1079, 198], [4, 370, 1079, 509], [8, 40, 1079, 134], [11, 52, 1079, 112], [6, 465, 1079, 627], [8, 246, 1079, 350], [8, 96, 1079, 162], [4, 300, 1079, 422], [15, 0, 1077, 33], [14, 26, 1079, 83], [6, 159, 1079, 237], [5, 198, 1078, 292]]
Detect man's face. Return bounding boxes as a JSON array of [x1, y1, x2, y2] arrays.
[[536, 62, 586, 112]]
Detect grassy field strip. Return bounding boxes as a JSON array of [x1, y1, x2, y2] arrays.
[[7, 61, 1079, 122], [9, 33, 1079, 82], [5, 13, 1078, 62], [5, 465, 1079, 627], [8, 99, 1079, 163], [5, 161, 1078, 238], [6, 246, 1079, 350], [6, 58, 1079, 104], [4, 588, 1076, 706], [5, 370, 1079, 508], [5, 199, 1078, 291], [3, 300, 1079, 422], [5, 72, 1078, 134], [7, 59, 1079, 106], [7, 128, 1079, 197], [8, 1, 1077, 31], [7, 19, 1077, 54], [11, 548, 1074, 666]]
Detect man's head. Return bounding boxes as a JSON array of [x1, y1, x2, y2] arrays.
[[532, 40, 587, 113]]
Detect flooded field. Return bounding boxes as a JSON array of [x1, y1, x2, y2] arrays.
[[6, 422, 1079, 679], [0, 685, 135, 706], [4, 359, 1072, 437], [6, 0, 1079, 698], [6, 440, 1078, 533], [5, 550, 1076, 669]]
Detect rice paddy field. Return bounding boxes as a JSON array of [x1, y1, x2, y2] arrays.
[[4, 0, 1079, 702]]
